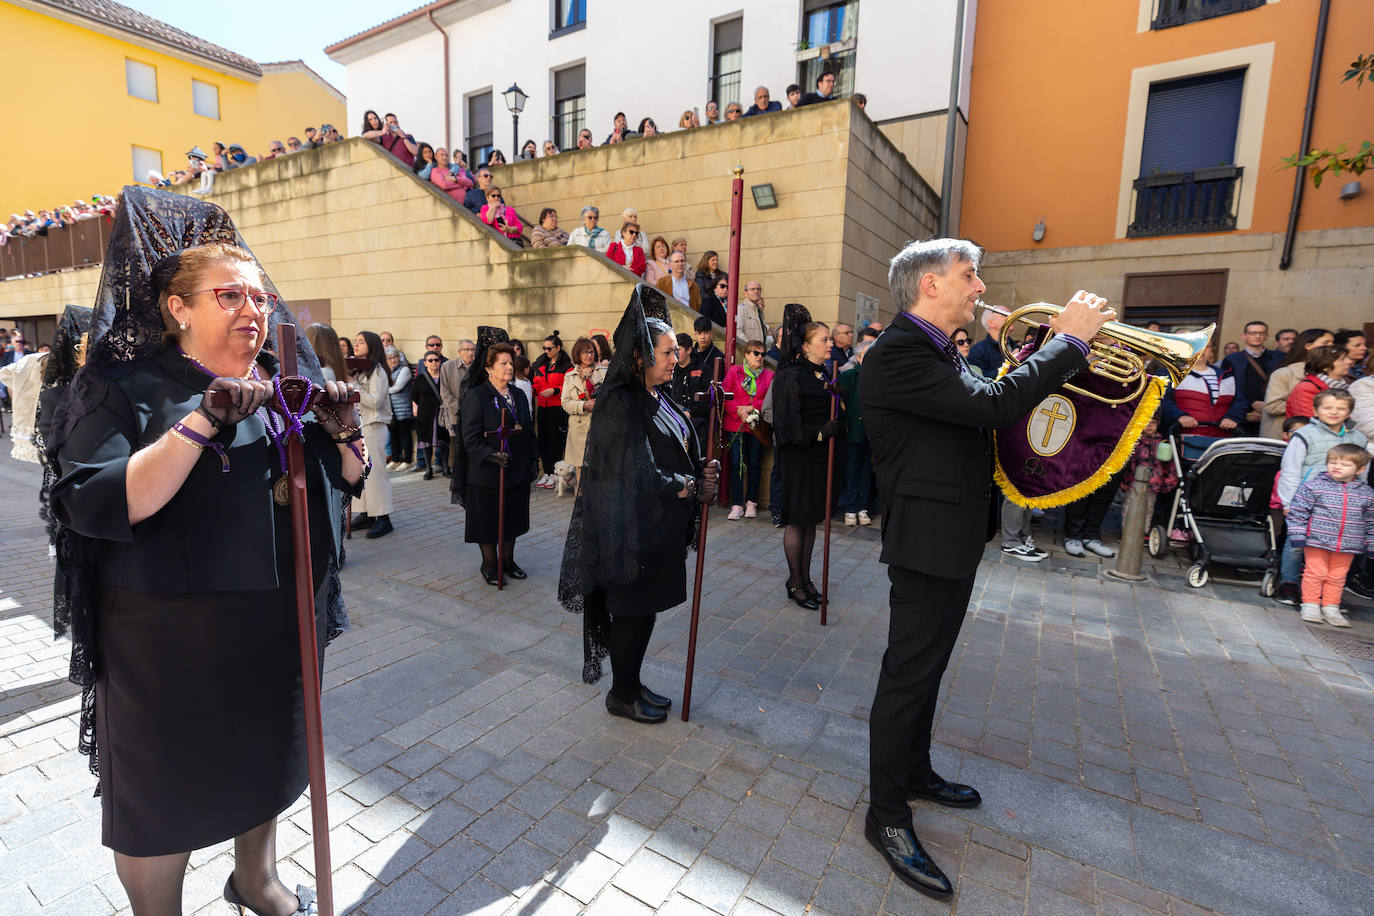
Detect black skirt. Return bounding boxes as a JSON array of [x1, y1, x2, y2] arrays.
[[463, 482, 532, 543], [96, 584, 325, 856], [780, 445, 842, 527]]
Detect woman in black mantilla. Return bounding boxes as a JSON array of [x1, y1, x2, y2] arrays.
[[45, 188, 364, 916], [454, 327, 537, 586], [558, 285, 719, 724], [771, 303, 845, 610]]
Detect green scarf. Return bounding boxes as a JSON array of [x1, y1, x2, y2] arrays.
[[742, 363, 759, 396]]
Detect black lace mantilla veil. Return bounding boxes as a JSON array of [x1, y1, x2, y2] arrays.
[[41, 187, 334, 783], [36, 304, 93, 550], [450, 325, 509, 507], [557, 284, 700, 683], [770, 302, 815, 448]]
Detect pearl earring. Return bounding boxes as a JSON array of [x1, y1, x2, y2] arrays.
[[180, 322, 188, 330]]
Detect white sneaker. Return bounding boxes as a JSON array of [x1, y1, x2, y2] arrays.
[[1300, 603, 1323, 623], [1023, 537, 1049, 559], [858, 510, 872, 526], [844, 513, 857, 526], [1084, 538, 1117, 558], [1321, 605, 1352, 627], [728, 505, 744, 520], [744, 501, 758, 518], [537, 474, 551, 488], [1002, 543, 1047, 562], [1064, 538, 1086, 557]]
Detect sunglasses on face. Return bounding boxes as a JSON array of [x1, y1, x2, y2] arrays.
[[748, 350, 764, 356], [626, 229, 639, 236], [954, 337, 971, 345], [542, 345, 555, 351]]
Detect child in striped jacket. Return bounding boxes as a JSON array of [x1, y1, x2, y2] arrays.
[[1286, 443, 1374, 627]]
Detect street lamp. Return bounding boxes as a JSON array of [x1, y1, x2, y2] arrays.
[[502, 83, 527, 159]]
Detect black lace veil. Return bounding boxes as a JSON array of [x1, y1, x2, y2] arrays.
[[771, 303, 815, 447], [557, 284, 695, 683], [41, 187, 333, 784], [450, 325, 508, 507]]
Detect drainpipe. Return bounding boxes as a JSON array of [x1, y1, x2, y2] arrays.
[[428, 11, 452, 151], [938, 0, 966, 236], [1280, 0, 1331, 270]]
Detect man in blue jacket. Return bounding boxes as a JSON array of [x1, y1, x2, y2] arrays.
[[861, 239, 1111, 899], [744, 86, 782, 117], [1222, 320, 1282, 435]]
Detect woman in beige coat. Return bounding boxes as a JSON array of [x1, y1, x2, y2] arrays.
[[1262, 328, 1332, 439], [561, 337, 599, 486]]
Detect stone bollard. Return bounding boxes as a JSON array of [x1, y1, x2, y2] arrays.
[[1106, 461, 1153, 581]]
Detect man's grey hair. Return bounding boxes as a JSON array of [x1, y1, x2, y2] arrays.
[[458, 339, 475, 349], [383, 346, 400, 359], [888, 238, 982, 311], [580, 205, 599, 219]]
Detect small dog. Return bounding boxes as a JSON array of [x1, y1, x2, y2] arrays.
[[553, 461, 577, 497]]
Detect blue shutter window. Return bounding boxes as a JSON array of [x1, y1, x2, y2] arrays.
[[1139, 69, 1244, 176]]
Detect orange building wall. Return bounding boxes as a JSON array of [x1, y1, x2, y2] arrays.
[[960, 0, 1374, 252]]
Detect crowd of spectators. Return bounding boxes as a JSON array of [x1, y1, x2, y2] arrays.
[[2, 197, 118, 246]]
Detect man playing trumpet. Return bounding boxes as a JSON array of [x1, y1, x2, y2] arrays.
[[860, 239, 1113, 899]]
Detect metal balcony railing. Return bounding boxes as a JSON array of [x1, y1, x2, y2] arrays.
[[0, 218, 111, 280], [1151, 0, 1265, 30], [1128, 166, 1243, 238]]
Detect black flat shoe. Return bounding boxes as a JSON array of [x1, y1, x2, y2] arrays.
[[785, 582, 819, 610], [423, 467, 434, 480], [224, 875, 317, 915], [640, 685, 672, 710], [804, 581, 822, 601], [505, 562, 528, 580], [480, 566, 506, 587], [350, 513, 373, 529], [365, 515, 393, 539], [606, 692, 667, 723], [907, 772, 982, 808], [864, 809, 952, 900]]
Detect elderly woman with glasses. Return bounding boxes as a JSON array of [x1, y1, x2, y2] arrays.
[[723, 340, 774, 519], [49, 221, 364, 914], [568, 205, 610, 252], [607, 222, 647, 277]]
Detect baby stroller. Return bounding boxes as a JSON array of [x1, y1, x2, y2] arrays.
[[1147, 436, 1287, 590]]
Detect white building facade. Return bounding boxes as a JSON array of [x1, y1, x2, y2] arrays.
[[326, 0, 976, 219]]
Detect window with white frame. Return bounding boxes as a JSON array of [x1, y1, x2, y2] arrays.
[[131, 145, 162, 183], [553, 65, 586, 152], [126, 59, 158, 102], [192, 79, 220, 119], [709, 18, 743, 108]]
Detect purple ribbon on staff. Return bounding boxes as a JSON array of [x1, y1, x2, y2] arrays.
[[492, 396, 513, 454], [263, 376, 315, 475]]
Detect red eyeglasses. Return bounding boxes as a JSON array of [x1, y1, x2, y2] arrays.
[[190, 287, 278, 312]]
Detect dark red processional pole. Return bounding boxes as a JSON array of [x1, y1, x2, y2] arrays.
[[724, 164, 744, 367]]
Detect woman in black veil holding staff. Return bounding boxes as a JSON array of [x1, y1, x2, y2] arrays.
[[44, 187, 364, 916], [559, 285, 719, 724], [453, 326, 537, 586]]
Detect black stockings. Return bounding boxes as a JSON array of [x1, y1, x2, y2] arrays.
[[607, 614, 655, 704], [784, 523, 817, 589], [479, 540, 516, 573]]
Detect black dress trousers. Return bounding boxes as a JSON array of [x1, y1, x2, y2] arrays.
[[868, 564, 978, 829]]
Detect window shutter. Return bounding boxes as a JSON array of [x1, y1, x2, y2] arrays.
[[126, 59, 157, 102], [468, 92, 492, 136], [554, 66, 585, 101], [1139, 69, 1245, 175], [715, 18, 743, 53]]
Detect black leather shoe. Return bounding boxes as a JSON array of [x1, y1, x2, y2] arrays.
[[350, 513, 373, 529], [864, 809, 953, 900], [480, 566, 506, 587], [640, 685, 672, 710], [365, 515, 393, 539], [803, 581, 822, 602], [785, 582, 819, 610], [505, 562, 528, 580], [907, 772, 982, 808], [606, 693, 667, 723], [423, 467, 434, 480]]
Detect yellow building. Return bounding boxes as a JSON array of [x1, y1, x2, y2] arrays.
[[0, 0, 345, 217]]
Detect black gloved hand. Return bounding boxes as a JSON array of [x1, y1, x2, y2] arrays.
[[819, 419, 843, 440], [488, 450, 511, 468], [200, 377, 273, 427], [698, 459, 720, 504]]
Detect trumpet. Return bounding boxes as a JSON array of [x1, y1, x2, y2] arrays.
[[975, 301, 1213, 406]]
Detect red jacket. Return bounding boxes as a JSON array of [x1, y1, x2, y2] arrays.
[[1287, 375, 1329, 419], [531, 356, 570, 409], [722, 364, 773, 433], [607, 242, 646, 277]]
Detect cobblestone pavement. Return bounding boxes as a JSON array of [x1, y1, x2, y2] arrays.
[[3, 444, 1374, 915]]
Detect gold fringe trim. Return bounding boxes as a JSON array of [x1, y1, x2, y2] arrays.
[[994, 377, 1167, 509]]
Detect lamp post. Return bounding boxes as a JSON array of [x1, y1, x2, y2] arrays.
[[502, 83, 527, 159]]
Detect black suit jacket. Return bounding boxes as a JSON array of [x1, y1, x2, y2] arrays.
[[860, 312, 1088, 578]]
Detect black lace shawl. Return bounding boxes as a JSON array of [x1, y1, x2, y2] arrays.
[[558, 285, 704, 682], [770, 303, 815, 447], [41, 187, 338, 784], [450, 326, 508, 506]]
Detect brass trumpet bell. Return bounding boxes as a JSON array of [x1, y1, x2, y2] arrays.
[[978, 301, 1214, 407]]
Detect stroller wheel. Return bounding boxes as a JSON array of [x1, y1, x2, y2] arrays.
[[1187, 564, 1209, 588], [1148, 526, 1165, 558], [1260, 569, 1277, 598]]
